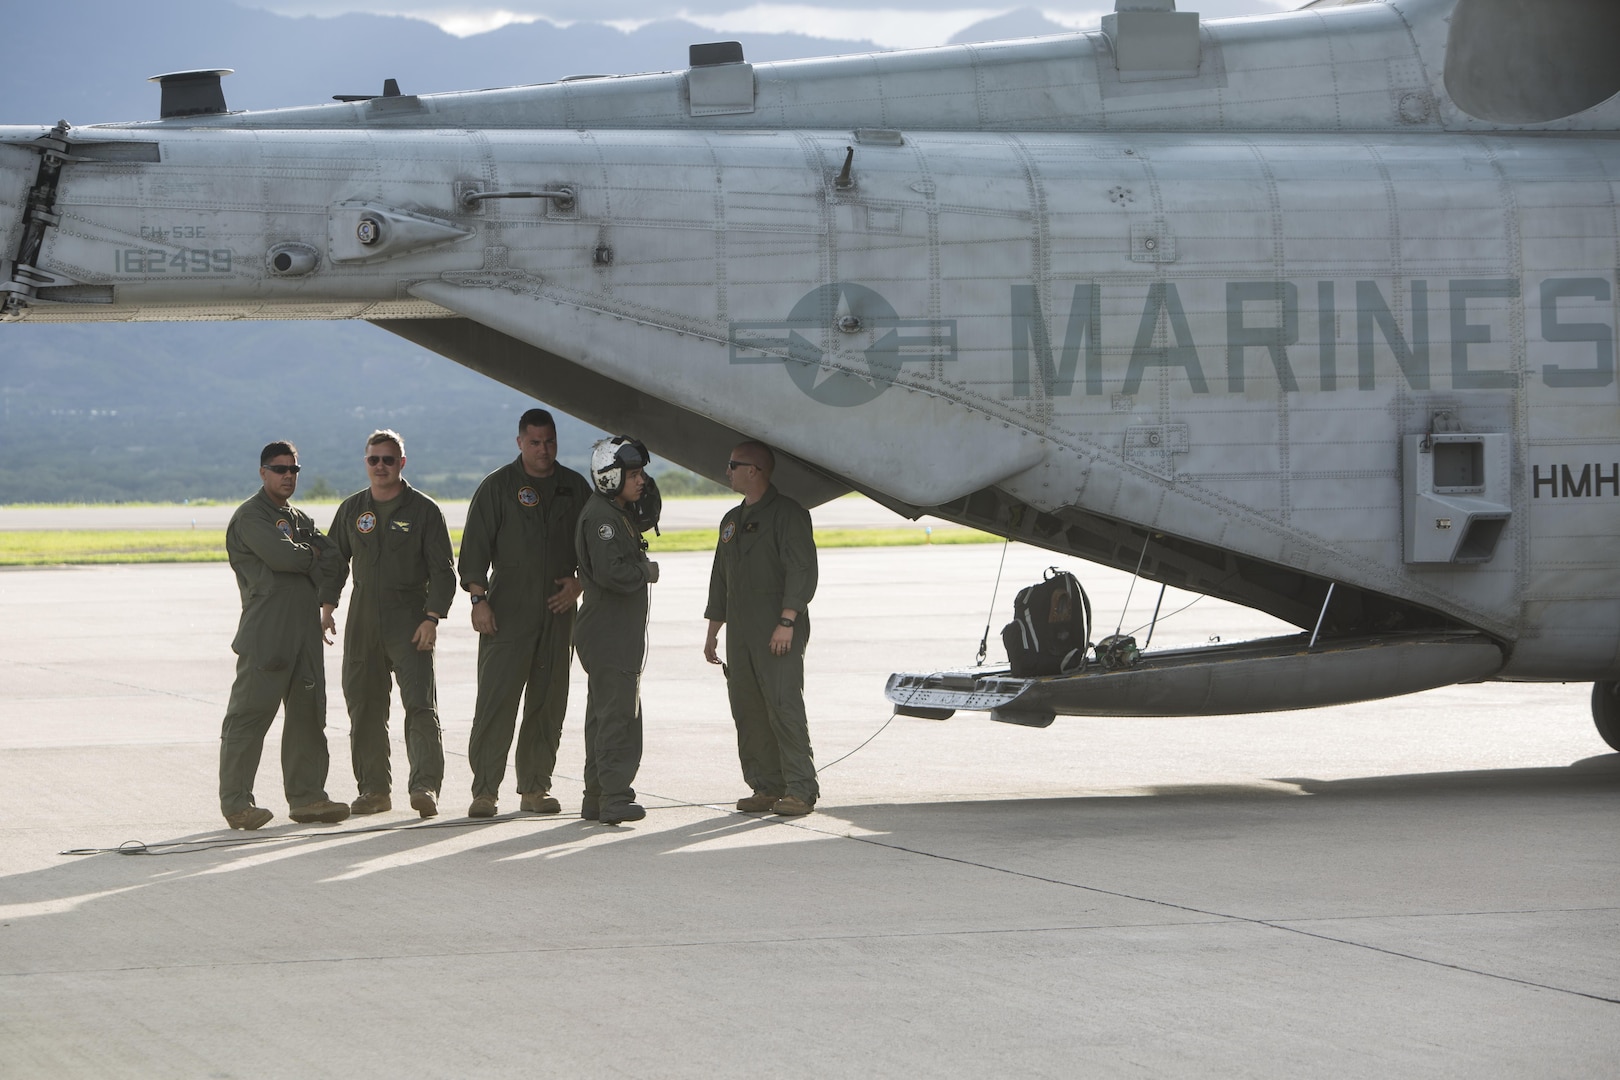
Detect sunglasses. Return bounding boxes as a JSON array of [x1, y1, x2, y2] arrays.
[[263, 464, 302, 475], [366, 455, 399, 466], [725, 460, 756, 471]]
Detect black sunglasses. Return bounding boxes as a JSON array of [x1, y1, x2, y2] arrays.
[[263, 464, 302, 475], [726, 460, 756, 471], [366, 455, 398, 466]]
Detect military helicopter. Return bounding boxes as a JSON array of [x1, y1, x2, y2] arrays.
[[3, 0, 1618, 745]]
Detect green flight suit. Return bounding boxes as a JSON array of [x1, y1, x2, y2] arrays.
[[219, 489, 343, 817], [574, 493, 657, 816], [705, 485, 820, 803], [323, 480, 456, 798], [459, 457, 590, 799]]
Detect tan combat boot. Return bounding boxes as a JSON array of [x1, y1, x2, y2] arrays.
[[225, 807, 273, 830], [520, 791, 561, 814], [350, 792, 392, 815], [289, 799, 351, 824], [772, 795, 814, 817]]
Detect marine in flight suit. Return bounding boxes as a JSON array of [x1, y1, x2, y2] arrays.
[[459, 409, 590, 817], [218, 441, 349, 830], [322, 430, 456, 819], [704, 441, 820, 815], [574, 437, 659, 825]]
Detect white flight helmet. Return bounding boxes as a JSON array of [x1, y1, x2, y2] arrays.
[[590, 436, 650, 496]]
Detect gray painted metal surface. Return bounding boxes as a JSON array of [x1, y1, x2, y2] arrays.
[[2, 0, 1618, 717]]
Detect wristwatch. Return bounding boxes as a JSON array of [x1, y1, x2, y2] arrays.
[[778, 617, 796, 628], [470, 594, 487, 605]]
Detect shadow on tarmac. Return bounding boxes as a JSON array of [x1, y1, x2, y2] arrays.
[[5, 750, 1620, 1055], [1276, 752, 1620, 795], [0, 746, 1614, 1080], [4, 753, 1615, 916]]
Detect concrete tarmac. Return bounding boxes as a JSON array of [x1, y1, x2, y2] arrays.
[[2, 546, 1617, 1077]]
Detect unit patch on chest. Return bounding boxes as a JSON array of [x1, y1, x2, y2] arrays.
[[517, 486, 540, 507], [276, 518, 291, 538], [720, 522, 736, 543], [357, 511, 377, 534], [391, 519, 411, 533], [598, 523, 616, 541]]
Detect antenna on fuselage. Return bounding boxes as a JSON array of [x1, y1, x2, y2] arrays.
[[835, 146, 856, 190]]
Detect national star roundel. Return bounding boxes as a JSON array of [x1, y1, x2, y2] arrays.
[[517, 486, 540, 507], [357, 511, 377, 534]]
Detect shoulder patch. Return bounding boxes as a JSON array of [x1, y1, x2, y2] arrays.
[[517, 486, 540, 507], [275, 518, 291, 538], [597, 522, 616, 541], [356, 511, 376, 534], [720, 521, 736, 543]]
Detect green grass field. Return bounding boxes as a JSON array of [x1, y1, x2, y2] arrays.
[[0, 525, 998, 566]]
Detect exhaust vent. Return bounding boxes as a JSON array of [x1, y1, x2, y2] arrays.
[[687, 41, 754, 116], [266, 243, 319, 277], [1102, 0, 1200, 82], [1445, 0, 1620, 123], [149, 69, 234, 119], [689, 41, 744, 67]]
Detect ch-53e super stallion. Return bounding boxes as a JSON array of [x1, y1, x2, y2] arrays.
[[3, 0, 1619, 747]]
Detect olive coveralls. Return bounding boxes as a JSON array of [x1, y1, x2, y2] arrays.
[[459, 457, 590, 799], [705, 485, 820, 804], [323, 481, 456, 798], [219, 489, 343, 817], [574, 493, 656, 817]]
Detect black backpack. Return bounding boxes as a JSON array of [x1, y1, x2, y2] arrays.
[[1002, 568, 1092, 677]]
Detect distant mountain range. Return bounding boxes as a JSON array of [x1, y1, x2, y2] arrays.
[[0, 320, 619, 503]]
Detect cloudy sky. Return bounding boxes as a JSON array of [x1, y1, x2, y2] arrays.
[[250, 1, 1297, 50]]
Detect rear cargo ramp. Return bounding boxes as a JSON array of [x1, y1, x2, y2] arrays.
[[887, 632, 1505, 726]]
